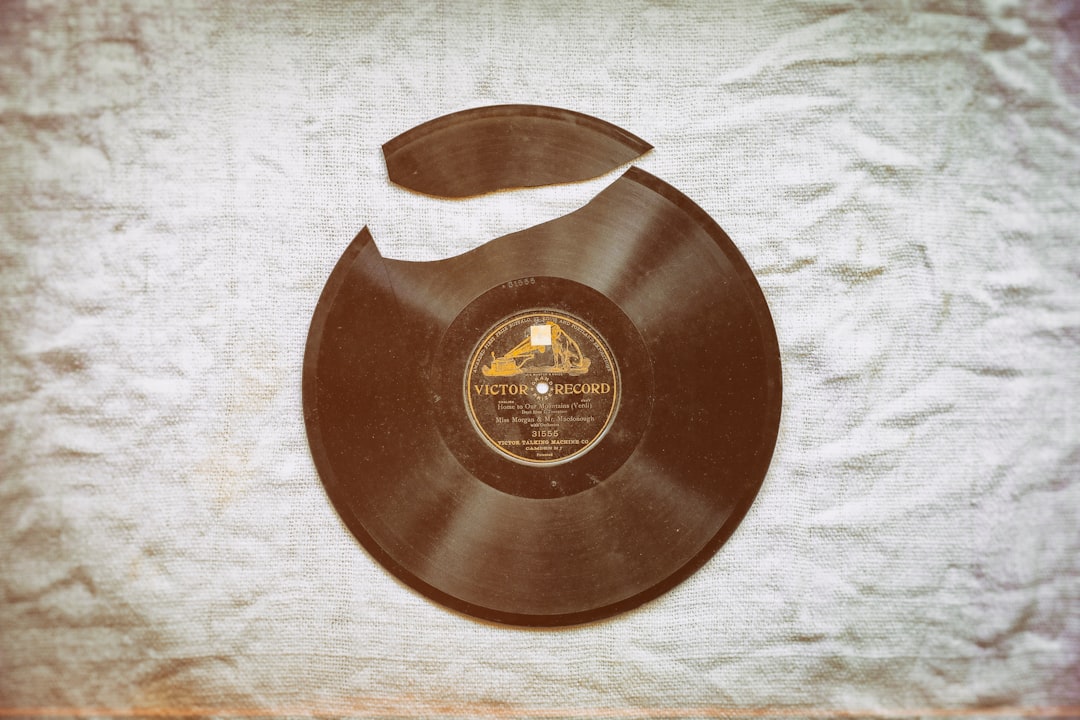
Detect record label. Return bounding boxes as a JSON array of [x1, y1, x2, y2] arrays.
[[465, 310, 619, 465]]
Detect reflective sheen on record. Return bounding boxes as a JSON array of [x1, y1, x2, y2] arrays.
[[303, 167, 782, 627]]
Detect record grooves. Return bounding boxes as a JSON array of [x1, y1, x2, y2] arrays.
[[303, 161, 782, 627]]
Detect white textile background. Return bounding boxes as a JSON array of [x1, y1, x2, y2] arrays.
[[1, 0, 1078, 717]]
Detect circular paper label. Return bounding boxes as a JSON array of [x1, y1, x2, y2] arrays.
[[465, 311, 619, 465]]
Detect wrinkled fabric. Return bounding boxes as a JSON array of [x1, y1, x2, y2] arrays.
[[1, 0, 1078, 717]]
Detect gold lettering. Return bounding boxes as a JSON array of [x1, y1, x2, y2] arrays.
[[473, 383, 530, 396], [474, 382, 612, 396], [540, 382, 615, 395]]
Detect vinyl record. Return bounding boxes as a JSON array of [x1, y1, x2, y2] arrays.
[[303, 166, 781, 626]]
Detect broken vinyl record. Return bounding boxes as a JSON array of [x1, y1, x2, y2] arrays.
[[303, 110, 781, 627]]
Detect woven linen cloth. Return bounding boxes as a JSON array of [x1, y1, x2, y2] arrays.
[[1, 1, 1078, 717]]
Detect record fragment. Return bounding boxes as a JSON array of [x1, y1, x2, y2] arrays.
[[382, 105, 652, 198], [303, 167, 781, 626]]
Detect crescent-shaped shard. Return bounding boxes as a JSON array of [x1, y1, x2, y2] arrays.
[[382, 104, 652, 198]]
